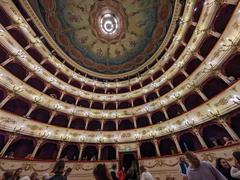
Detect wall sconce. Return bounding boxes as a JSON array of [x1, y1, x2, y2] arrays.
[[12, 85, 23, 93], [207, 109, 221, 119], [219, 37, 237, 51], [166, 125, 175, 134], [134, 133, 141, 141], [39, 129, 51, 138], [79, 135, 86, 142], [231, 95, 240, 105], [184, 119, 195, 128]]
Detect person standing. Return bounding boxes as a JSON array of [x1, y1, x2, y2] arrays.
[[185, 151, 227, 180], [179, 156, 189, 180], [139, 166, 154, 180]]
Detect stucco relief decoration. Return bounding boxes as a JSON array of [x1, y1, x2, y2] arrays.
[[28, 0, 174, 74]]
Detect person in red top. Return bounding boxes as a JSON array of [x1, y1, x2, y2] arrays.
[[118, 166, 125, 180]]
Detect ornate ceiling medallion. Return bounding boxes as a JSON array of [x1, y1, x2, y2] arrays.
[[89, 0, 127, 44]]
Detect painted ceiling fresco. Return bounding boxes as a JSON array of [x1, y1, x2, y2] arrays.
[[28, 0, 175, 74]]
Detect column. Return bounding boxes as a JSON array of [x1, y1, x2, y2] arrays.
[[178, 100, 187, 112], [219, 119, 239, 141], [85, 119, 89, 130], [67, 116, 73, 128], [78, 144, 84, 160], [168, 81, 174, 89], [192, 128, 208, 149], [147, 114, 153, 125], [48, 111, 56, 124], [162, 108, 169, 120], [25, 104, 37, 117], [0, 93, 14, 108], [98, 144, 102, 160], [136, 143, 141, 159], [101, 120, 104, 130], [181, 69, 189, 77], [30, 139, 43, 158], [195, 88, 208, 101], [116, 145, 119, 160], [56, 142, 65, 160], [0, 134, 16, 157], [172, 135, 182, 154], [116, 121, 119, 130], [153, 139, 160, 157], [216, 71, 231, 85], [133, 117, 137, 128]]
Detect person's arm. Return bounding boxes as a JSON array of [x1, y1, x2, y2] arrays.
[[231, 166, 240, 178], [208, 163, 227, 180]]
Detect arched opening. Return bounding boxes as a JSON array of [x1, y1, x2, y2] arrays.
[[56, 72, 68, 83], [60, 144, 79, 161], [118, 87, 129, 94], [163, 59, 174, 71], [0, 6, 11, 27], [82, 85, 94, 92], [0, 133, 6, 151], [3, 98, 30, 116], [70, 118, 85, 130], [42, 62, 56, 75], [202, 124, 232, 148], [6, 138, 34, 158], [119, 101, 131, 109], [142, 78, 152, 86], [77, 99, 90, 108], [26, 77, 45, 91], [159, 138, 177, 156], [167, 103, 184, 119], [199, 36, 218, 58], [29, 107, 50, 123], [8, 29, 28, 47], [179, 132, 202, 152], [119, 119, 134, 130], [136, 116, 149, 128], [105, 102, 116, 110], [45, 88, 61, 99], [87, 120, 101, 131], [185, 57, 202, 75], [159, 84, 172, 96], [230, 112, 240, 138], [192, 0, 204, 22], [184, 93, 204, 111], [140, 142, 157, 158], [153, 70, 163, 80], [184, 25, 195, 43], [4, 62, 27, 80], [70, 80, 82, 89], [151, 111, 166, 124], [103, 121, 116, 131], [106, 89, 116, 94], [213, 4, 236, 33], [101, 146, 116, 160], [81, 146, 98, 160], [51, 114, 69, 128], [36, 142, 58, 160], [172, 73, 186, 87], [146, 92, 158, 102], [95, 88, 105, 94], [202, 77, 228, 99], [0, 45, 9, 63], [223, 54, 240, 79], [62, 94, 76, 104], [91, 101, 103, 109], [174, 45, 185, 59], [131, 83, 141, 91], [133, 98, 144, 106], [26, 47, 43, 63]]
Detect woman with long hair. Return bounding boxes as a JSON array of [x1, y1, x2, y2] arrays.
[[216, 158, 238, 180], [93, 164, 112, 180]]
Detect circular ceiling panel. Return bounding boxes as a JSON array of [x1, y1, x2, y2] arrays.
[[30, 0, 175, 75]]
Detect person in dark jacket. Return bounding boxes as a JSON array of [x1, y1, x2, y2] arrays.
[[216, 158, 238, 180], [49, 160, 66, 180], [110, 164, 119, 180]]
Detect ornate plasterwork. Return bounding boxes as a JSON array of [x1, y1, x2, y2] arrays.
[[0, 82, 239, 143]]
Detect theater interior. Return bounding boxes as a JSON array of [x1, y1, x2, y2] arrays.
[[0, 0, 239, 179]]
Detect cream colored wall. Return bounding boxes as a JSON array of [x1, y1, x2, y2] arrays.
[[0, 144, 239, 180]]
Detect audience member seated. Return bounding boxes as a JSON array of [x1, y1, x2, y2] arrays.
[[91, 155, 96, 161], [216, 158, 238, 180], [231, 151, 240, 179], [223, 137, 235, 146], [118, 166, 125, 180], [13, 168, 23, 180], [93, 164, 111, 180], [49, 160, 66, 180], [185, 151, 227, 180], [2, 171, 13, 180], [5, 151, 15, 159]]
